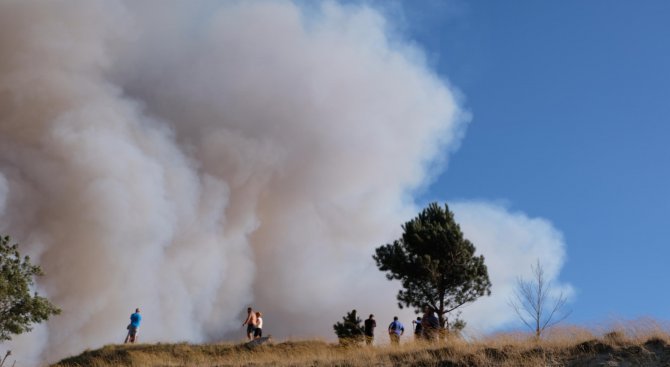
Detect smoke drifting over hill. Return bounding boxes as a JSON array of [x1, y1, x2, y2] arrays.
[[0, 1, 569, 364]]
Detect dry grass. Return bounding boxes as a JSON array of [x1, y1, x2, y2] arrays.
[[52, 320, 670, 367]]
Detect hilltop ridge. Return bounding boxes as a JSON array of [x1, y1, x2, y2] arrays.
[[52, 328, 670, 367]]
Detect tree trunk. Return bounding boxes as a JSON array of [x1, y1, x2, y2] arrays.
[[438, 290, 447, 341]]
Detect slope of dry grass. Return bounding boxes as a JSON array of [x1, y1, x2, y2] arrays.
[[52, 320, 670, 367]]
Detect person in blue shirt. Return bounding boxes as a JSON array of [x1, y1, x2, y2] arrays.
[[387, 316, 404, 346], [124, 308, 142, 343]]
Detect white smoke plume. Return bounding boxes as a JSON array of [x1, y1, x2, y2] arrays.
[[451, 201, 573, 333], [0, 1, 570, 364]]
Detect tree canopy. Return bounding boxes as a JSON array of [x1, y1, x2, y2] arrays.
[[0, 235, 60, 342], [373, 202, 491, 330]]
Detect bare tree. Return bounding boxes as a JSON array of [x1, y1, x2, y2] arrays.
[[509, 260, 571, 338]]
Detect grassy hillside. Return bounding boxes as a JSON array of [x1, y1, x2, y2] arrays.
[[53, 323, 670, 367]]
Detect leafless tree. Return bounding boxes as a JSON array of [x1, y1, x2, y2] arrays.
[[509, 260, 571, 338], [0, 350, 11, 367]]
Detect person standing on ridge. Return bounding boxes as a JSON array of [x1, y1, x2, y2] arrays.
[[124, 308, 142, 343], [254, 312, 263, 339], [364, 314, 376, 346], [421, 306, 439, 341], [412, 317, 423, 340], [242, 307, 258, 340], [387, 316, 404, 346]]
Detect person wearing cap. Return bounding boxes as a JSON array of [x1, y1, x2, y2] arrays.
[[364, 314, 376, 345]]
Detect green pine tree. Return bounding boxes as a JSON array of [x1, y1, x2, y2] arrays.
[[333, 309, 365, 346], [373, 203, 491, 333]]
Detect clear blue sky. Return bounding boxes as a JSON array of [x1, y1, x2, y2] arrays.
[[387, 0, 670, 324]]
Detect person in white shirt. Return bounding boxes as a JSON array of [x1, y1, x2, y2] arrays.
[[254, 311, 263, 339]]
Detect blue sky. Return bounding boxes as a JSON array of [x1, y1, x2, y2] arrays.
[[386, 1, 670, 325]]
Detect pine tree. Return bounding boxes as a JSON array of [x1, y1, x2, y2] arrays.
[[373, 203, 491, 333], [333, 309, 365, 346]]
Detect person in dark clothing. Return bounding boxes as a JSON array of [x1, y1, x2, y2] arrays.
[[413, 317, 423, 340], [421, 306, 439, 341], [364, 314, 376, 345]]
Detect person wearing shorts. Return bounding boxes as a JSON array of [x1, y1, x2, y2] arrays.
[[254, 312, 263, 339], [124, 308, 142, 343], [242, 307, 258, 340]]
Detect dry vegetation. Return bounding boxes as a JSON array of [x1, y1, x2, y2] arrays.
[[52, 319, 670, 367]]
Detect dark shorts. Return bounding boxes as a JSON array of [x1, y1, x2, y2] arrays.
[[254, 328, 262, 337], [247, 324, 256, 334], [128, 326, 138, 337]]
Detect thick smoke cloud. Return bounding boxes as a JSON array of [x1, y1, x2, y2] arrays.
[[0, 1, 569, 364]]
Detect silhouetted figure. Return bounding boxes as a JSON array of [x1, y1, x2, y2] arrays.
[[364, 314, 376, 345], [421, 306, 439, 341], [413, 317, 423, 340]]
